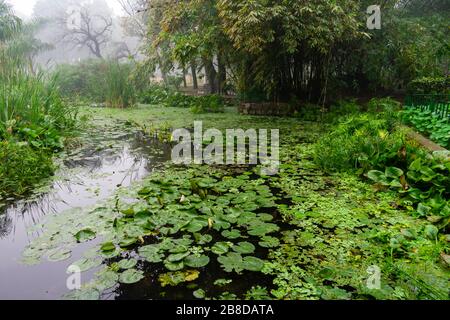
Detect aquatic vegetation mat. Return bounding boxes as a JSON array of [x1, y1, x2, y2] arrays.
[[21, 107, 449, 300]]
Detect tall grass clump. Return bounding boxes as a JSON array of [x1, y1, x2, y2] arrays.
[[54, 59, 136, 108], [103, 61, 136, 108], [0, 2, 75, 199]]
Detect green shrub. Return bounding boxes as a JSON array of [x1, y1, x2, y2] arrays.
[[190, 94, 225, 114], [402, 107, 450, 148], [329, 99, 361, 117], [368, 151, 450, 224], [408, 77, 450, 95], [314, 113, 415, 173], [140, 82, 174, 105], [0, 140, 54, 199], [0, 41, 75, 200], [164, 92, 194, 108], [0, 65, 74, 150], [367, 97, 402, 113]]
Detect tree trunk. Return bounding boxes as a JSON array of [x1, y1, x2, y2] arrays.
[[218, 53, 227, 95], [203, 58, 217, 94], [191, 62, 198, 90], [182, 67, 187, 88]]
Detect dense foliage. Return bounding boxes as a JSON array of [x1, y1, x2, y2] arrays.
[[402, 107, 450, 148], [139, 0, 449, 102], [54, 60, 136, 108], [0, 1, 74, 199]]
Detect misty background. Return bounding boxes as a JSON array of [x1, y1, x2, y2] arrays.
[[5, 0, 142, 68]]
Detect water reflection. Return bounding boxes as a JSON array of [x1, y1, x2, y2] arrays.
[[0, 124, 172, 299]]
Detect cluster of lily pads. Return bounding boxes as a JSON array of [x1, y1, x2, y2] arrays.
[[23, 165, 283, 299]]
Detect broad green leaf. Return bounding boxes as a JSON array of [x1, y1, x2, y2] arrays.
[[119, 269, 144, 284], [74, 229, 96, 242]]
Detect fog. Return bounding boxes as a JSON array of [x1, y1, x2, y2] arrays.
[[6, 0, 140, 68]]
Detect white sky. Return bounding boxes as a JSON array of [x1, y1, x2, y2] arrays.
[[6, 0, 125, 17]]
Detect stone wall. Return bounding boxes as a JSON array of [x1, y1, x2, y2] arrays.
[[238, 102, 294, 116]]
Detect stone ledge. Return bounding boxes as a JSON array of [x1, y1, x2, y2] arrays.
[[238, 102, 294, 116], [404, 126, 448, 152]]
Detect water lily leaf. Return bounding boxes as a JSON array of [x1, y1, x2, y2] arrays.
[[247, 223, 279, 237], [167, 252, 190, 262], [239, 202, 259, 211], [138, 245, 164, 263], [237, 212, 257, 225], [232, 242, 255, 254], [242, 256, 264, 272], [164, 260, 184, 271], [47, 248, 72, 262], [221, 229, 241, 239], [117, 258, 138, 270], [214, 279, 232, 287], [184, 254, 210, 268], [193, 289, 206, 299], [94, 269, 119, 291], [212, 218, 231, 231], [101, 248, 120, 259], [119, 237, 138, 248], [159, 270, 200, 287], [121, 208, 135, 217], [74, 229, 96, 242], [69, 258, 102, 273], [211, 242, 230, 255], [100, 242, 116, 252], [64, 288, 100, 300], [258, 236, 280, 248], [119, 269, 144, 284], [257, 213, 274, 221], [194, 233, 213, 244], [217, 252, 244, 273], [185, 220, 205, 233]]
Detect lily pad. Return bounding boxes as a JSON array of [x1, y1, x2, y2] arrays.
[[164, 260, 185, 271], [159, 270, 200, 287], [94, 269, 119, 291], [47, 248, 72, 262], [74, 229, 96, 242], [167, 252, 190, 262], [211, 242, 230, 255], [217, 252, 244, 273], [221, 229, 241, 239], [258, 236, 280, 248], [193, 289, 206, 299], [139, 245, 164, 263], [117, 258, 138, 270], [64, 288, 100, 300], [232, 242, 256, 254], [100, 242, 116, 252], [119, 269, 144, 284], [184, 254, 210, 268], [247, 223, 279, 237], [195, 233, 213, 244], [242, 256, 265, 272], [69, 258, 102, 273]]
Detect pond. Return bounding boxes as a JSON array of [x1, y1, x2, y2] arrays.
[[0, 121, 171, 299]]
